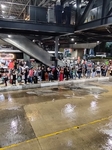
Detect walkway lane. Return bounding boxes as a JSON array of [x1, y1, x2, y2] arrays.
[[24, 83, 112, 150], [38, 118, 111, 150], [1, 115, 112, 149], [0, 81, 112, 150], [1, 138, 41, 150]]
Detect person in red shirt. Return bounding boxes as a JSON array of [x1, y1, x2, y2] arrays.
[[59, 67, 64, 81], [28, 67, 34, 83], [9, 60, 14, 70]]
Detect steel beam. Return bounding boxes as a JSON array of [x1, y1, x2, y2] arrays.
[[0, 19, 74, 35], [107, 7, 112, 16], [18, 0, 30, 17], [101, 0, 110, 24], [77, 15, 112, 31], [61, 0, 67, 5], [0, 1, 25, 6], [78, 0, 95, 25], [75, 0, 81, 25], [34, 0, 37, 6], [30, 0, 37, 6]]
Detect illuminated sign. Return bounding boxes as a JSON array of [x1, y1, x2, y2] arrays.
[[0, 53, 15, 60]]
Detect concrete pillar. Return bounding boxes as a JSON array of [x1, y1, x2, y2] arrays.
[[55, 36, 59, 67]]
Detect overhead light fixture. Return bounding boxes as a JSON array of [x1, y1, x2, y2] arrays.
[[75, 42, 77, 44], [74, 4, 77, 8], [1, 4, 6, 9], [8, 35, 11, 38], [71, 38, 75, 42], [97, 41, 100, 44], [2, 11, 5, 14]]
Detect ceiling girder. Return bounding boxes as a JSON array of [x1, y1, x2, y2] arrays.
[[75, 0, 81, 26], [78, 0, 95, 25], [101, 0, 110, 24]]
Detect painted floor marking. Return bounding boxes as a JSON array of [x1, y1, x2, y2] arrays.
[[1, 115, 112, 150]]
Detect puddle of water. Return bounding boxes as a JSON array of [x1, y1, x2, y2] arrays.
[[88, 100, 99, 115], [0, 94, 5, 101], [0, 108, 36, 147], [61, 104, 77, 121], [26, 91, 37, 94], [99, 119, 112, 150]]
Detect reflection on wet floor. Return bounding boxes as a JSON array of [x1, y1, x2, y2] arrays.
[[0, 108, 35, 147], [61, 104, 77, 121], [97, 118, 112, 150], [0, 82, 112, 149]]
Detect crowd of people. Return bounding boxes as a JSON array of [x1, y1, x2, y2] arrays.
[[0, 59, 112, 86]]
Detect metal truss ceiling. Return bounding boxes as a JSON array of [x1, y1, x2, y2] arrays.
[[0, 0, 30, 18], [69, 0, 89, 7], [0, 0, 91, 19]]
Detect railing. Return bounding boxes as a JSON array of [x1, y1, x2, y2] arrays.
[[0, 6, 75, 26]]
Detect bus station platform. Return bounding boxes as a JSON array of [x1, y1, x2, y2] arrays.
[[0, 76, 112, 92]]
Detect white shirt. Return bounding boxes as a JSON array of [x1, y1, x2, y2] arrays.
[[96, 66, 101, 71]]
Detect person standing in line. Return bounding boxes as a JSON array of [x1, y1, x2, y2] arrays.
[[59, 67, 64, 81], [96, 65, 101, 77], [3, 71, 8, 86], [101, 64, 106, 77], [77, 64, 82, 79], [38, 67, 42, 81], [66, 67, 70, 80], [73, 67, 77, 79], [28, 67, 34, 83], [86, 63, 92, 78], [82, 62, 87, 78], [109, 64, 112, 76], [53, 67, 58, 80], [12, 71, 17, 85], [33, 68, 38, 84], [45, 70, 49, 81], [24, 68, 29, 84], [41, 67, 45, 81]]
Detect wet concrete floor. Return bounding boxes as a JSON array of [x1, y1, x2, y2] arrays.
[[0, 82, 112, 150]]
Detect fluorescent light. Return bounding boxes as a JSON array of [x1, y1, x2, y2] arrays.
[[71, 38, 74, 42], [8, 35, 11, 38], [97, 41, 100, 43], [74, 4, 77, 8], [1, 4, 6, 9], [2, 11, 5, 13]]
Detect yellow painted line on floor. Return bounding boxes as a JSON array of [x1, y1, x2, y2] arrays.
[[1, 115, 112, 150], [38, 115, 112, 139], [0, 138, 37, 150]]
